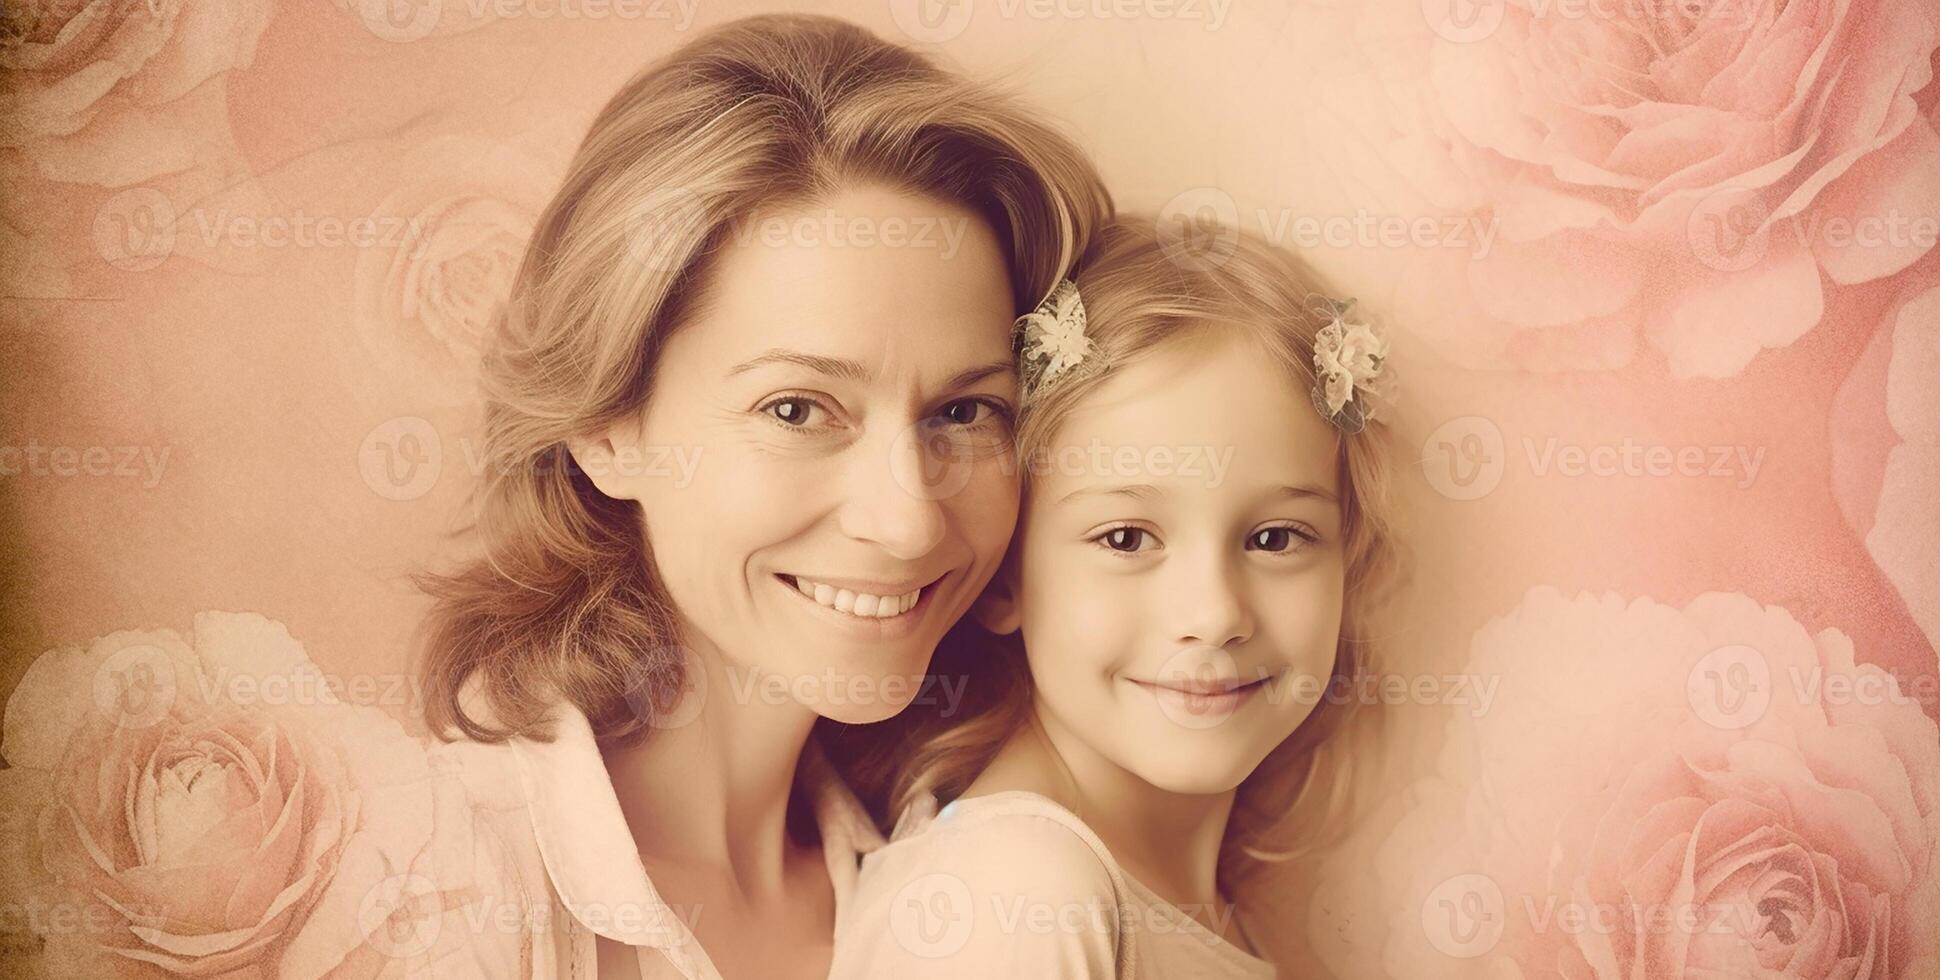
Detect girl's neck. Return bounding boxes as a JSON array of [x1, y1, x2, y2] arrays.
[[968, 703, 1237, 913], [600, 643, 821, 902]]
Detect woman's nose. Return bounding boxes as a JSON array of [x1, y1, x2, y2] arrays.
[[833, 422, 951, 560]]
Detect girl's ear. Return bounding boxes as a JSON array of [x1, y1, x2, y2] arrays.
[[972, 559, 1023, 636]]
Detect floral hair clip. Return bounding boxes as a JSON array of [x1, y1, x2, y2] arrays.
[[1310, 296, 1388, 434], [1013, 278, 1093, 397]]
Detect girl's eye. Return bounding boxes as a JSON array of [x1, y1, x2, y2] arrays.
[[757, 395, 832, 428], [1247, 524, 1317, 553], [1094, 526, 1156, 553]]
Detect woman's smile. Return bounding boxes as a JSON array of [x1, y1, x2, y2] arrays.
[[774, 569, 954, 640]]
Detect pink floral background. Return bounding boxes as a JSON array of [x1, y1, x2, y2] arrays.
[[1, 0, 1934, 976]]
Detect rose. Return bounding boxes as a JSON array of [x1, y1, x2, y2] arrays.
[[1341, 0, 1940, 377], [1831, 268, 1940, 661], [0, 612, 507, 977], [347, 135, 553, 401], [0, 0, 273, 188], [1311, 589, 1940, 978]]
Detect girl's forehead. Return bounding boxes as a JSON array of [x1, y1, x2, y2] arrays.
[[1023, 333, 1340, 504]]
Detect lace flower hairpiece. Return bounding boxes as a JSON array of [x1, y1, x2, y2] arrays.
[[1014, 281, 1390, 434], [1310, 296, 1388, 434], [1013, 278, 1093, 397]]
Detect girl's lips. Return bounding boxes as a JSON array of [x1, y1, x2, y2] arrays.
[[1131, 673, 1273, 697], [1129, 674, 1272, 721]]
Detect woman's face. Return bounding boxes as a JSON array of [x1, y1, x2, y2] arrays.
[[575, 183, 1022, 724]]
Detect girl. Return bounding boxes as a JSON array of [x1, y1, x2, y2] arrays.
[[829, 217, 1404, 978], [415, 14, 1111, 980]]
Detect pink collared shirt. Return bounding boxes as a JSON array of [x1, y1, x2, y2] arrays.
[[440, 700, 886, 979]]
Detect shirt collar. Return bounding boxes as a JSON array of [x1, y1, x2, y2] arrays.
[[508, 700, 887, 948]]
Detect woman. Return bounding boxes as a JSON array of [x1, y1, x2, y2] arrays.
[[415, 14, 1112, 980]]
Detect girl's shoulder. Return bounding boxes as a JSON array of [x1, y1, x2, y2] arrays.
[[830, 791, 1138, 979]]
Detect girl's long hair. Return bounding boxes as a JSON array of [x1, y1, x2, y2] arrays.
[[872, 217, 1410, 888]]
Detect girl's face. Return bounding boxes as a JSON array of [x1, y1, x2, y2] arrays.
[[995, 331, 1346, 795], [574, 184, 1022, 725]]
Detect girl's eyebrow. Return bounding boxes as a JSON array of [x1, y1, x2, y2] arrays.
[[1060, 483, 1161, 504], [724, 350, 1014, 392], [1059, 483, 1337, 505]]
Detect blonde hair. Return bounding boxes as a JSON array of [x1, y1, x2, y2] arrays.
[[882, 216, 1409, 887], [415, 14, 1112, 751]]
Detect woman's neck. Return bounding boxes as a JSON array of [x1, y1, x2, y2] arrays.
[[969, 704, 1237, 913], [600, 644, 821, 902]]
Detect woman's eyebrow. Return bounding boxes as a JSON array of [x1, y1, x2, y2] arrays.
[[941, 359, 1017, 392], [1277, 484, 1338, 504], [725, 349, 870, 381], [725, 350, 1015, 392]]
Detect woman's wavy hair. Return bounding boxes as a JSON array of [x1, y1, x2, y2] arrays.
[[414, 14, 1112, 756], [874, 216, 1411, 888]]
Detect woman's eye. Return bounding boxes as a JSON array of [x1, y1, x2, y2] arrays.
[[1096, 526, 1154, 553], [1247, 525, 1315, 553], [932, 398, 1010, 428], [761, 396, 824, 427]]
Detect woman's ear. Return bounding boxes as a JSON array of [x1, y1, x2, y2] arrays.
[[971, 559, 1023, 636], [567, 419, 639, 501]]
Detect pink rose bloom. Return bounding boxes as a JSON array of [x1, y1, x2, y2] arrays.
[[1344, 0, 1940, 376], [0, 0, 273, 188], [1312, 588, 1939, 979], [0, 612, 515, 977], [1831, 269, 1940, 662]]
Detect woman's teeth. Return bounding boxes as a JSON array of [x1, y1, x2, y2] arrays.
[[791, 576, 920, 618]]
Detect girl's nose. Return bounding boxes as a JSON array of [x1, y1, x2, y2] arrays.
[[1170, 550, 1254, 648]]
